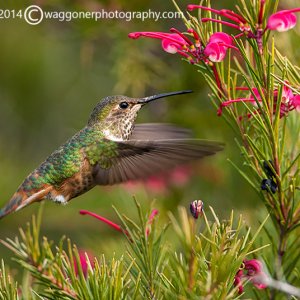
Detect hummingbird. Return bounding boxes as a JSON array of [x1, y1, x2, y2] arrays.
[[0, 90, 223, 219]]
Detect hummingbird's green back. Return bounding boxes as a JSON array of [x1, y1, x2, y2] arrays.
[[20, 125, 114, 192]]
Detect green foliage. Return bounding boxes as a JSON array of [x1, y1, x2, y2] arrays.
[[161, 208, 267, 299], [0, 202, 268, 299], [1, 209, 133, 299], [0, 260, 19, 300], [114, 200, 168, 299]]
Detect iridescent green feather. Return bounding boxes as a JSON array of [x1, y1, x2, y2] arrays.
[[85, 140, 117, 168], [21, 126, 113, 191]]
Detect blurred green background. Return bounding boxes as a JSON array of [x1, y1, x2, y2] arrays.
[[1, 0, 291, 271]]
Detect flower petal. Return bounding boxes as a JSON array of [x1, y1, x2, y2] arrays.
[[282, 85, 294, 103], [74, 250, 94, 278], [161, 34, 186, 53], [128, 31, 188, 54], [268, 10, 297, 32], [209, 32, 233, 46], [292, 95, 300, 112], [244, 259, 264, 274], [204, 42, 227, 62]]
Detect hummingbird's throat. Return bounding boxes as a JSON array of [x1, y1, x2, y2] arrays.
[[102, 105, 140, 141], [103, 129, 124, 142]]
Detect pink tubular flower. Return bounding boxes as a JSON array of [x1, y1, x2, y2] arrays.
[[234, 270, 244, 294], [80, 210, 128, 236], [188, 5, 251, 33], [74, 250, 94, 278], [189, 200, 204, 219], [161, 34, 188, 53], [128, 32, 188, 54], [145, 209, 159, 236], [187, 4, 263, 52], [204, 42, 228, 63], [279, 84, 300, 115], [188, 4, 300, 54], [217, 84, 300, 118], [234, 259, 268, 294], [80, 209, 160, 239], [209, 32, 233, 45], [244, 260, 268, 289], [293, 95, 300, 112], [148, 209, 159, 222], [129, 30, 233, 64], [204, 32, 236, 62], [267, 9, 300, 32]]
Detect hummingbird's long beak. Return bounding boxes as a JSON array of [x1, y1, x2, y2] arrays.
[[138, 90, 193, 104]]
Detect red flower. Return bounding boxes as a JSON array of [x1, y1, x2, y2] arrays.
[[209, 32, 233, 45], [187, 5, 251, 33], [128, 30, 234, 64], [188, 4, 300, 42], [268, 9, 300, 32], [234, 259, 268, 294], [204, 32, 235, 62], [293, 95, 300, 112], [161, 34, 188, 54], [234, 270, 244, 294], [74, 250, 94, 278], [128, 32, 188, 54], [80, 210, 128, 235], [279, 85, 300, 115], [217, 84, 300, 118], [145, 209, 159, 236], [189, 200, 204, 219], [204, 42, 228, 63], [80, 209, 160, 239]]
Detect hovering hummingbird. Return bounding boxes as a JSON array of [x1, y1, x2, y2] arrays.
[[0, 90, 223, 219]]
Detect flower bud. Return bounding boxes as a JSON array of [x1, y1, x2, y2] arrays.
[[190, 200, 204, 219]]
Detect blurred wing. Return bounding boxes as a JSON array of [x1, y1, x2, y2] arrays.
[[130, 123, 192, 140], [93, 138, 224, 185]]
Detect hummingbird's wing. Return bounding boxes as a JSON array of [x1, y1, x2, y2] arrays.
[[130, 124, 192, 140], [93, 137, 224, 185]]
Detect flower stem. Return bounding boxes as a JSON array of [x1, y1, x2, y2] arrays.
[[271, 227, 288, 300], [258, 0, 265, 26], [211, 64, 223, 96]]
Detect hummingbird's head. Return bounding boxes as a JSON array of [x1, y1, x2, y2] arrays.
[[87, 90, 193, 141]]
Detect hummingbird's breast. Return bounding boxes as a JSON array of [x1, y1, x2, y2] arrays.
[[51, 157, 95, 201]]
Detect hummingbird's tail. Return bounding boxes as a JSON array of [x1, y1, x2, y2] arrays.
[[0, 192, 24, 219], [0, 187, 51, 219]]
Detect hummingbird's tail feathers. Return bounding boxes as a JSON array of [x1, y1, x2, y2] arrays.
[[0, 187, 52, 219], [130, 124, 192, 140], [93, 139, 224, 185], [0, 192, 23, 219]]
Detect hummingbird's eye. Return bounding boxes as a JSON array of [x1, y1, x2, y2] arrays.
[[119, 102, 129, 109]]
